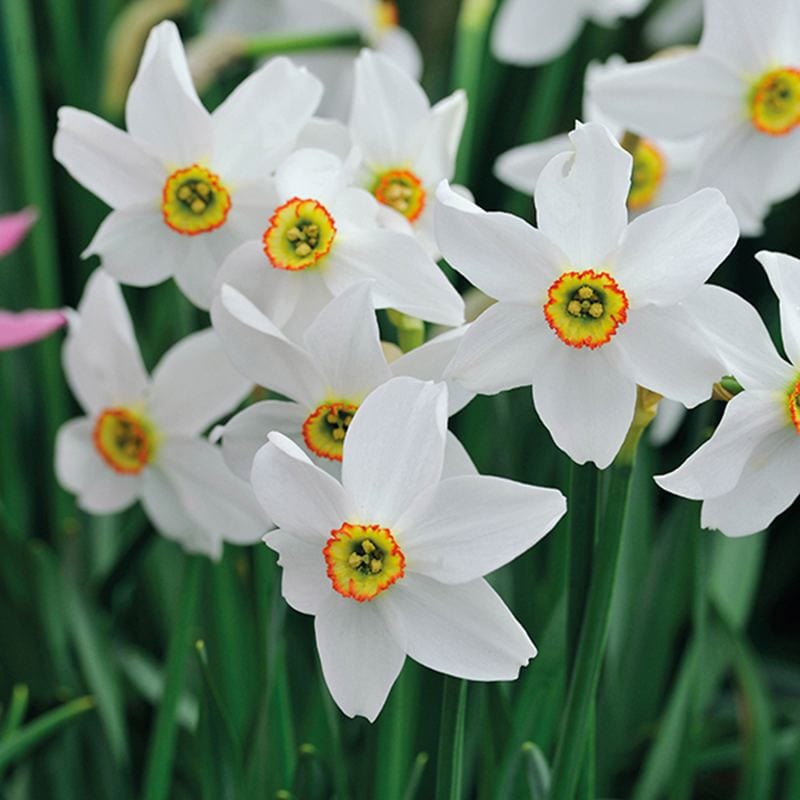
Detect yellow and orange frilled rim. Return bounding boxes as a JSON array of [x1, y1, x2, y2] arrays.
[[263, 197, 337, 271], [162, 164, 232, 235], [788, 378, 800, 434], [302, 401, 359, 461], [749, 67, 800, 136], [544, 269, 629, 349], [628, 138, 666, 211], [324, 522, 406, 602], [93, 406, 158, 474], [373, 169, 426, 222]]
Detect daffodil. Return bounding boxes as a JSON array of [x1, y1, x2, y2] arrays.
[[491, 0, 650, 67], [590, 0, 800, 235], [212, 281, 474, 478], [54, 21, 323, 309], [252, 376, 566, 720], [214, 147, 464, 339], [657, 251, 800, 536], [55, 269, 266, 559], [437, 122, 738, 468], [349, 50, 467, 255]]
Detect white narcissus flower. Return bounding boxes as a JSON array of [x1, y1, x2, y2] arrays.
[[55, 269, 266, 559], [589, 0, 800, 235], [644, 0, 702, 49], [491, 0, 650, 67], [495, 58, 701, 217], [212, 281, 475, 479], [350, 50, 467, 255], [54, 21, 323, 309], [252, 376, 567, 721], [657, 251, 800, 536], [437, 122, 739, 469], [214, 147, 464, 339]]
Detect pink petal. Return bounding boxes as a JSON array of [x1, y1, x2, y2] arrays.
[[0, 208, 37, 257], [0, 309, 66, 350]]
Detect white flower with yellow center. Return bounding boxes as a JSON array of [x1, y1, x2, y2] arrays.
[[437, 122, 739, 469], [211, 281, 474, 478], [349, 50, 467, 255], [54, 21, 323, 309], [252, 377, 566, 720], [657, 251, 800, 536], [214, 147, 464, 339], [589, 0, 800, 235], [495, 58, 701, 216], [55, 270, 267, 559], [491, 0, 650, 67]]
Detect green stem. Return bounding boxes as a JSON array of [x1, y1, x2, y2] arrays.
[[142, 556, 203, 800], [435, 678, 469, 800], [243, 30, 364, 60], [550, 459, 635, 800]]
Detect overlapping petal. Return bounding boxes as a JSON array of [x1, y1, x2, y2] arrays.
[[0, 208, 37, 256], [758, 251, 800, 366], [0, 310, 66, 350]]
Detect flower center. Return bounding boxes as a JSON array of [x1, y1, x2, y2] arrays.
[[263, 197, 337, 271], [161, 164, 232, 235], [788, 379, 800, 434], [302, 401, 359, 461], [627, 138, 666, 211], [324, 522, 406, 601], [373, 169, 426, 221], [749, 67, 800, 136], [92, 407, 158, 474], [543, 270, 629, 349], [374, 0, 399, 32]]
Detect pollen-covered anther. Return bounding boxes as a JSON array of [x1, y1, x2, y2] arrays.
[[302, 401, 359, 461], [373, 169, 426, 221], [544, 270, 629, 349], [93, 407, 158, 474], [627, 138, 666, 210], [162, 164, 231, 235], [788, 379, 800, 434], [749, 67, 800, 136], [263, 197, 337, 270], [324, 522, 406, 601]]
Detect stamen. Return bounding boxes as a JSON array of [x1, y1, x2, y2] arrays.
[[302, 401, 359, 461], [162, 164, 231, 235], [263, 197, 337, 271], [372, 169, 426, 221]]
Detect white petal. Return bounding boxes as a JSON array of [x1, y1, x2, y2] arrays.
[[315, 594, 405, 722], [83, 207, 178, 289], [63, 269, 149, 414], [275, 148, 350, 202], [434, 181, 561, 303], [649, 398, 687, 447], [263, 529, 331, 615], [325, 230, 464, 326], [612, 188, 739, 306], [684, 285, 793, 391], [535, 122, 631, 266], [54, 108, 163, 209], [414, 90, 467, 183], [172, 229, 239, 311], [221, 400, 307, 480], [78, 468, 141, 515], [493, 135, 572, 196], [532, 340, 637, 468], [55, 417, 99, 494], [342, 377, 447, 527], [655, 391, 788, 500], [295, 117, 354, 161], [587, 52, 741, 139], [700, 431, 800, 536], [148, 328, 251, 436], [350, 49, 430, 166], [377, 27, 423, 81], [251, 432, 356, 542], [611, 304, 723, 406], [757, 251, 800, 366], [125, 21, 212, 164], [381, 575, 536, 680], [442, 430, 478, 477], [396, 475, 565, 584], [491, 0, 583, 66], [211, 283, 324, 407], [446, 302, 551, 394], [158, 437, 267, 544], [302, 282, 392, 397]]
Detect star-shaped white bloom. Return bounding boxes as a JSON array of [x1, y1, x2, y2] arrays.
[[349, 50, 467, 255], [55, 269, 267, 559], [212, 281, 474, 478], [54, 21, 323, 309], [495, 58, 701, 217], [491, 0, 650, 67], [214, 147, 464, 340], [657, 251, 800, 536], [589, 0, 800, 235], [252, 376, 566, 720], [437, 121, 739, 468]]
